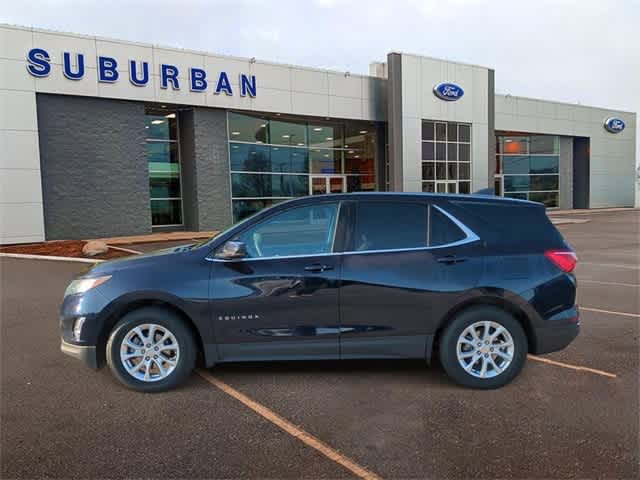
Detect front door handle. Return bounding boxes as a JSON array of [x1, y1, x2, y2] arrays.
[[304, 263, 333, 273], [437, 255, 468, 265]]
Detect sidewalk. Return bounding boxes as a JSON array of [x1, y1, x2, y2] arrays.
[[547, 207, 639, 216]]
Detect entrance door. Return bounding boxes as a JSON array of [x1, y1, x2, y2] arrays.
[[436, 180, 458, 193], [310, 175, 347, 195]]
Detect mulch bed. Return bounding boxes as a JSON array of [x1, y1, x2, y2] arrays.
[[0, 240, 133, 260]]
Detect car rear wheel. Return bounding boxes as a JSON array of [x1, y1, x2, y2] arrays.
[[439, 306, 527, 389], [106, 307, 196, 392]]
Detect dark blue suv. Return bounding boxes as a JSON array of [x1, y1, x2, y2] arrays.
[[60, 193, 579, 391]]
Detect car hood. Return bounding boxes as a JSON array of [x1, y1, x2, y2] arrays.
[[84, 243, 199, 276]]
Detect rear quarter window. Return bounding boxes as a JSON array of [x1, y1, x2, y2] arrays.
[[450, 200, 565, 248]]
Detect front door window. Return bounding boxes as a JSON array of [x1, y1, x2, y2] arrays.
[[234, 203, 339, 258]]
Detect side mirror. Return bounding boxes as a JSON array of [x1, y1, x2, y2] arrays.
[[215, 241, 248, 260]]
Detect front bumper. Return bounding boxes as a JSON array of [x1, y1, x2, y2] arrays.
[[60, 340, 99, 369]]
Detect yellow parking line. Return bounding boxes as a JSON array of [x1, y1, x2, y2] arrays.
[[527, 355, 617, 378], [196, 369, 382, 480], [580, 307, 640, 318]]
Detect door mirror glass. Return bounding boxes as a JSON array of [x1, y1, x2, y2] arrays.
[[215, 241, 248, 260]]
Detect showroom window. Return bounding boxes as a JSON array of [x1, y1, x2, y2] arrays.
[[228, 112, 378, 222], [145, 109, 183, 227], [421, 121, 472, 194], [496, 135, 560, 208]]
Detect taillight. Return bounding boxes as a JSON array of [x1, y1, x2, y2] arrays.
[[545, 249, 578, 273]]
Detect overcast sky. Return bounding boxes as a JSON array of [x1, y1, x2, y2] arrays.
[[3, 0, 639, 161]]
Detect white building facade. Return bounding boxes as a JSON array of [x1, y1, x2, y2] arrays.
[[0, 24, 636, 244]]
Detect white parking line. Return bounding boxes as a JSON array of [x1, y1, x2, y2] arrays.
[[580, 307, 640, 318]]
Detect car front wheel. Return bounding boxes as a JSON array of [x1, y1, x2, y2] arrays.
[[439, 306, 527, 389], [106, 307, 196, 392]]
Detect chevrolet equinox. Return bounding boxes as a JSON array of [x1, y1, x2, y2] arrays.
[[60, 193, 579, 391]]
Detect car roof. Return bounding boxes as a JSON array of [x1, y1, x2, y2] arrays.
[[278, 192, 541, 207]]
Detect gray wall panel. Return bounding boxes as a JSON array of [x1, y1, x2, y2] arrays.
[[190, 107, 232, 231], [386, 53, 403, 191], [36, 93, 150, 240], [487, 69, 496, 183], [178, 109, 198, 230], [559, 137, 573, 209]]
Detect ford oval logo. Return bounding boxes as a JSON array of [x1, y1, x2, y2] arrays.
[[604, 117, 625, 134], [433, 82, 464, 101]]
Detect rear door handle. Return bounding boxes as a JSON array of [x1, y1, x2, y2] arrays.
[[437, 256, 468, 265], [304, 263, 333, 273]]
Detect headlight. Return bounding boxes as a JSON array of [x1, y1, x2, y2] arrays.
[[64, 275, 111, 296]]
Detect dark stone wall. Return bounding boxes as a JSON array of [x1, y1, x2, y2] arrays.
[[36, 94, 150, 240], [179, 107, 232, 231]]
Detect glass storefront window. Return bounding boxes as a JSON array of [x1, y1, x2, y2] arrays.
[[502, 156, 530, 175], [422, 120, 472, 195], [499, 136, 529, 154], [228, 112, 269, 143], [229, 113, 378, 222], [309, 124, 343, 149], [231, 173, 309, 198], [230, 144, 309, 174], [233, 199, 279, 221], [146, 109, 182, 227], [422, 142, 435, 161], [309, 149, 340, 174], [422, 122, 435, 141], [145, 114, 177, 140], [530, 156, 559, 174], [529, 191, 559, 207], [530, 135, 559, 154], [146, 142, 179, 165], [347, 174, 376, 192], [150, 199, 182, 226], [270, 120, 307, 146], [496, 134, 560, 208]]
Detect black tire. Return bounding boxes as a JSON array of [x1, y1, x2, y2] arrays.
[[106, 307, 197, 393], [438, 306, 527, 389]]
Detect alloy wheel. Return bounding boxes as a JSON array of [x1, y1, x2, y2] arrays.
[[456, 321, 515, 378], [120, 323, 180, 382]]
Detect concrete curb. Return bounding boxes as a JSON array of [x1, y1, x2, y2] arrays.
[[551, 218, 591, 225], [106, 245, 143, 255], [547, 207, 639, 216], [0, 253, 105, 264]]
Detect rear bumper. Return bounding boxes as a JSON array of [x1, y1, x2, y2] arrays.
[[60, 340, 99, 369], [532, 321, 579, 355]]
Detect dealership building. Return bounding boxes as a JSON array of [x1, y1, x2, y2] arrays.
[[1, 24, 637, 244]]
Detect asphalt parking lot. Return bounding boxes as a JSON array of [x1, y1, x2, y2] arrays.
[[1, 210, 638, 479]]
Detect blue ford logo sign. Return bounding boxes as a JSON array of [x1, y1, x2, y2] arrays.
[[433, 82, 464, 101], [604, 117, 625, 134]]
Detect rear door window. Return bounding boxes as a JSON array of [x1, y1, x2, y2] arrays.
[[429, 206, 466, 246], [353, 202, 428, 251]]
